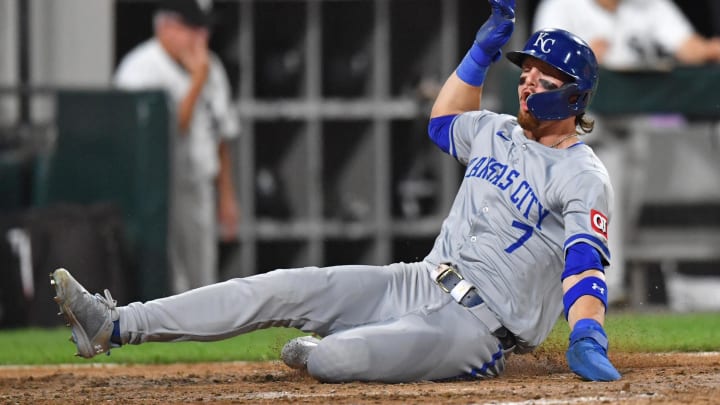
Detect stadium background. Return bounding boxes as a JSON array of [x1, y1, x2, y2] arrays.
[[1, 0, 720, 327]]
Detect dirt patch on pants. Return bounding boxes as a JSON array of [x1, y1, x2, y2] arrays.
[[2, 352, 719, 404]]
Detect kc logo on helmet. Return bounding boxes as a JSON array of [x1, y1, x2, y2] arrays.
[[590, 209, 608, 239], [533, 32, 556, 53]]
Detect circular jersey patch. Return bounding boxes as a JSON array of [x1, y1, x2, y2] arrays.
[[590, 209, 608, 240]]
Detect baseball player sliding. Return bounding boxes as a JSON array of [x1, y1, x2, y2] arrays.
[[50, 0, 620, 382]]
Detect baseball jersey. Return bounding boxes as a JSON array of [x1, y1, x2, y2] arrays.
[[533, 0, 694, 69], [424, 110, 613, 348], [114, 38, 239, 181]]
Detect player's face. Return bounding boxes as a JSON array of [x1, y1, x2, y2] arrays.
[[163, 17, 210, 52], [516, 58, 569, 129]]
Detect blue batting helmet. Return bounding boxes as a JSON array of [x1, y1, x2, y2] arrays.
[[506, 28, 599, 120]]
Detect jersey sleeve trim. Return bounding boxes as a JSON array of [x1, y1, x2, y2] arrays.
[[449, 115, 459, 159], [564, 233, 610, 263], [427, 114, 457, 156]]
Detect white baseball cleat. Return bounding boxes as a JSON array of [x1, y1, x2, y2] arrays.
[[280, 335, 320, 370], [50, 268, 119, 358]]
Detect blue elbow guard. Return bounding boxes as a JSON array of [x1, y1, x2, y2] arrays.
[[563, 277, 608, 319], [562, 242, 604, 281]]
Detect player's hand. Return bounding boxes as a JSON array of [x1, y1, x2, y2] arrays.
[[218, 193, 240, 242], [566, 319, 621, 381], [471, 0, 515, 66], [179, 36, 210, 82], [489, 0, 515, 20]]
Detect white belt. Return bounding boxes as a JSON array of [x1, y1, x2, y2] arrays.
[[431, 264, 511, 346]]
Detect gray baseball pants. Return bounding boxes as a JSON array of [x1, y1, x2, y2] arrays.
[[168, 175, 216, 294], [117, 261, 506, 382]]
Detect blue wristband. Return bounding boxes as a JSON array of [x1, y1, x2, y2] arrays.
[[562, 276, 608, 319], [456, 49, 489, 87], [456, 39, 504, 87], [469, 41, 501, 67]]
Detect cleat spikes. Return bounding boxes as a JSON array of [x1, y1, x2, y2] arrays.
[[49, 268, 118, 359]]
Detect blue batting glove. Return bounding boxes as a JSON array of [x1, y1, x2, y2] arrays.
[[457, 0, 515, 85], [566, 319, 621, 381], [471, 0, 515, 65]]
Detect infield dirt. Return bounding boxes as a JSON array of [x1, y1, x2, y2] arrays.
[[2, 352, 719, 404]]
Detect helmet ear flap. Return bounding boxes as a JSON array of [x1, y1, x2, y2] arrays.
[[527, 82, 582, 121], [572, 90, 593, 112], [567, 91, 590, 110]]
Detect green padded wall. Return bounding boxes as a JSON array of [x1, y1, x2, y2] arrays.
[[34, 90, 171, 300], [500, 65, 720, 118]]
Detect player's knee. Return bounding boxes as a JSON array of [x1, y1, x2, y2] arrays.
[[306, 335, 371, 382]]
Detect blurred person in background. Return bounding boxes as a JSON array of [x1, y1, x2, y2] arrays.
[[533, 0, 720, 305], [114, 0, 240, 293], [533, 0, 720, 69]]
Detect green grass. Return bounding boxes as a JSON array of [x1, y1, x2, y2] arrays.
[[541, 311, 720, 353], [0, 327, 306, 365], [1, 312, 718, 365]]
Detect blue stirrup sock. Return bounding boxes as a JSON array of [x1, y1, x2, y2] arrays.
[[111, 319, 122, 345]]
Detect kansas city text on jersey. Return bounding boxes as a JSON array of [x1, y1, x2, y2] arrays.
[[464, 155, 551, 230]]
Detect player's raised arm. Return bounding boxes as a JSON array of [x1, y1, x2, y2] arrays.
[[430, 0, 515, 118]]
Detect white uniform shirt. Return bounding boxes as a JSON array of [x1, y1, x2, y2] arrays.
[[114, 38, 239, 181], [533, 0, 694, 69]]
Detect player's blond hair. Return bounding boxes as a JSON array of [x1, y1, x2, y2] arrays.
[[576, 113, 594, 134]]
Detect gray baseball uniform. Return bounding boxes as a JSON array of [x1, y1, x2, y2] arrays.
[[115, 110, 612, 382], [114, 38, 240, 294]]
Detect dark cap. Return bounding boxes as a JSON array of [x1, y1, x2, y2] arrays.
[[157, 0, 213, 28]]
